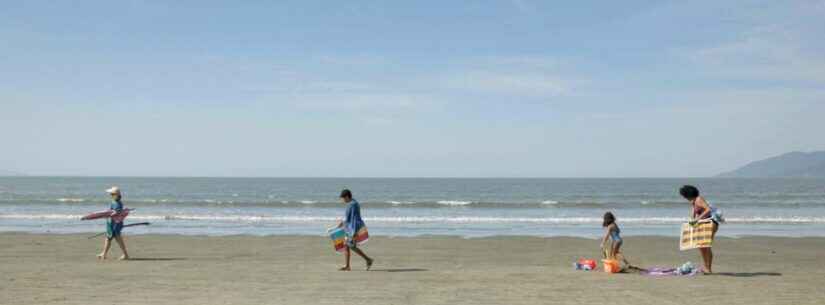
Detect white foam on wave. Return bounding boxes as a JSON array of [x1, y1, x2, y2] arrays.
[[387, 201, 416, 205], [56, 198, 86, 203], [2, 214, 825, 224], [436, 200, 473, 206], [541, 200, 559, 205], [300, 200, 318, 205]]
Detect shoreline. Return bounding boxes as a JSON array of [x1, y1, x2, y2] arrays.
[[0, 231, 825, 239], [3, 233, 824, 304], [4, 231, 825, 239]]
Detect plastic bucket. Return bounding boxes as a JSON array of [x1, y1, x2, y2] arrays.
[[602, 259, 620, 274]]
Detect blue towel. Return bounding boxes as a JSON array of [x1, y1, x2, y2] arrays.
[[344, 199, 366, 239]]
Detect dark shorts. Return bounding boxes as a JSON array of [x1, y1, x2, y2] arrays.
[[346, 238, 358, 249], [107, 221, 123, 239]]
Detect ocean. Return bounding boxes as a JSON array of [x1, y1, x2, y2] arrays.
[[1, 177, 823, 238]]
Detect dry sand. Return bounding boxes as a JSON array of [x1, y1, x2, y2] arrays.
[[1, 233, 823, 305]]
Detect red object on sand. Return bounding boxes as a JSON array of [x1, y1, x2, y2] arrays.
[[578, 258, 597, 270]]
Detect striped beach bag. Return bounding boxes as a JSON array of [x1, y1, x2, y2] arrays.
[[679, 221, 715, 251]]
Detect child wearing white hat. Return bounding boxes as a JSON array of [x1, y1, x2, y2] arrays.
[[98, 186, 130, 260]]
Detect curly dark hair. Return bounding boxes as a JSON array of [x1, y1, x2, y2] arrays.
[[603, 212, 616, 227], [679, 185, 700, 200]]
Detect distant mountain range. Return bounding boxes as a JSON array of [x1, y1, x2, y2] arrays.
[[718, 151, 825, 177]]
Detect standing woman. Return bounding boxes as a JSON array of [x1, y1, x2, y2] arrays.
[[98, 186, 130, 260], [679, 185, 718, 274]]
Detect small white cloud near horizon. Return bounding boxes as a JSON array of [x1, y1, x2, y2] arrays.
[[443, 71, 567, 97]]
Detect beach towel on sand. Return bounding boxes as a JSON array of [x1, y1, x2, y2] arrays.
[[641, 262, 699, 276], [642, 267, 698, 277], [680, 222, 714, 251]]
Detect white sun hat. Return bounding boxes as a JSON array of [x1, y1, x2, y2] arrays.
[[105, 186, 121, 195]]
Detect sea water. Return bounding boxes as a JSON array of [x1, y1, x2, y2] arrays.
[[1, 177, 823, 238]]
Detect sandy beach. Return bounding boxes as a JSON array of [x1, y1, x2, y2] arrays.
[[1, 233, 823, 305]]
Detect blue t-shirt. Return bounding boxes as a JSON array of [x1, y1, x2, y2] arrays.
[[108, 200, 124, 224]]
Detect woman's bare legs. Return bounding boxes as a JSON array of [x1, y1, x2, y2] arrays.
[[700, 223, 719, 273], [98, 238, 112, 259], [699, 248, 711, 273], [114, 235, 129, 260]]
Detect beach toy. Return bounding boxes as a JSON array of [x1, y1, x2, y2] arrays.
[[576, 258, 597, 271], [677, 262, 695, 275], [602, 259, 621, 274], [574, 262, 593, 271], [352, 226, 370, 245], [328, 227, 347, 253]]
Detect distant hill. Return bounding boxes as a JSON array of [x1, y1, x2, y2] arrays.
[[718, 151, 825, 177]]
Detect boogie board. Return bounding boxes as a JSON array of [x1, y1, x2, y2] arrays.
[[81, 209, 132, 221], [679, 221, 714, 251], [352, 226, 369, 245], [328, 227, 347, 253]]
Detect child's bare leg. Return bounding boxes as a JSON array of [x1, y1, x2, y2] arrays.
[[114, 235, 129, 260], [339, 247, 352, 271], [611, 242, 622, 259], [98, 238, 112, 259], [351, 247, 373, 270]]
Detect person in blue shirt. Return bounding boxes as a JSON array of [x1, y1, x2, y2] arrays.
[[97, 186, 130, 260], [336, 189, 374, 271]]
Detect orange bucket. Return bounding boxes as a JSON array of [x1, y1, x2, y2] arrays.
[[602, 259, 620, 274]]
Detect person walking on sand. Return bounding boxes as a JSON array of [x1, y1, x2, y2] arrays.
[[336, 189, 373, 271], [98, 186, 130, 260], [680, 185, 720, 274]]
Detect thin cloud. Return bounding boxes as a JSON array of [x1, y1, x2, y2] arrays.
[[443, 71, 567, 97], [676, 10, 825, 85]]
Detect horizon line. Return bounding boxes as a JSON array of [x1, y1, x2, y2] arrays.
[[0, 174, 773, 179]]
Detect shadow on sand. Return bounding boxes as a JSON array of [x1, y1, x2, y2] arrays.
[[127, 258, 188, 261], [369, 268, 429, 273], [713, 272, 782, 277]]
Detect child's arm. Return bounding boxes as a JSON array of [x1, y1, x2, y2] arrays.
[[600, 226, 611, 249]]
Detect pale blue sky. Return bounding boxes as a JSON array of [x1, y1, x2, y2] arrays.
[[2, 0, 824, 177]]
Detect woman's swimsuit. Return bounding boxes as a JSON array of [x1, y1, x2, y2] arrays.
[[694, 201, 719, 225], [610, 226, 622, 244]]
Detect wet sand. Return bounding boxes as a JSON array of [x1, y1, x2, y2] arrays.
[[1, 233, 823, 305]]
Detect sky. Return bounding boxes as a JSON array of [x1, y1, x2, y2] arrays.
[[1, 0, 824, 177]]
